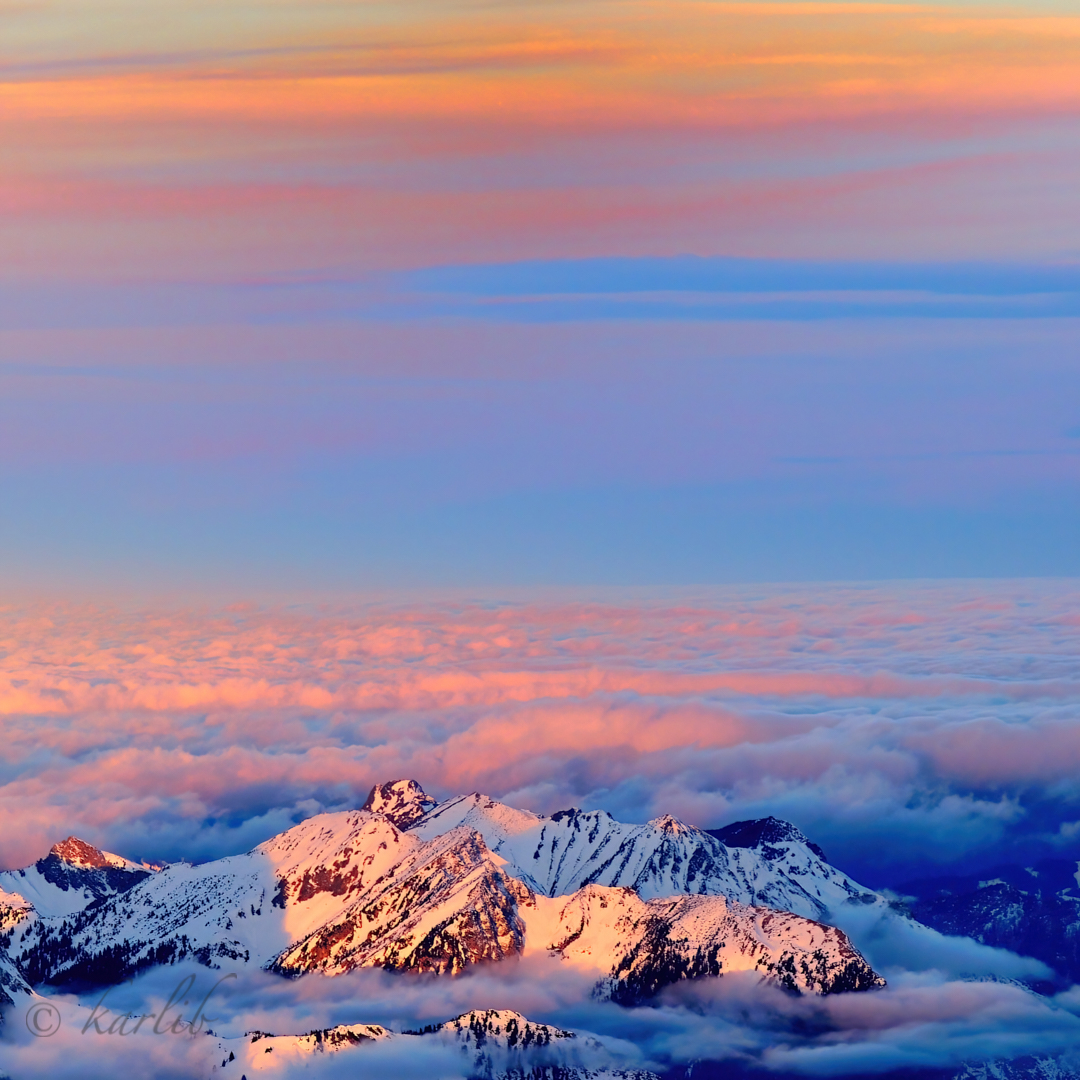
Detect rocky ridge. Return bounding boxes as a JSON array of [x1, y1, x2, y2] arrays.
[[412, 792, 882, 919], [531, 885, 884, 1002], [0, 836, 155, 921], [2, 780, 884, 1003], [211, 1008, 660, 1079]]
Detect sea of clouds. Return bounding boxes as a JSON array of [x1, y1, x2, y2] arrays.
[[2, 580, 1079, 882], [6, 954, 1080, 1079], [2, 579, 1080, 1076]]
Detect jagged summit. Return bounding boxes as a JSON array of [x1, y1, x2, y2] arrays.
[[411, 796, 864, 915], [709, 817, 828, 862], [361, 779, 437, 828], [50, 837, 112, 869], [647, 813, 695, 835], [0, 836, 153, 923], [46, 836, 151, 871]]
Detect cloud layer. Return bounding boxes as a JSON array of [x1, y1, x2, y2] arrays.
[[6, 957, 1080, 1080], [1, 580, 1079, 883], [2, 580, 1080, 1077]]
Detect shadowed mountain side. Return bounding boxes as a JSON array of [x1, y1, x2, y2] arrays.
[[904, 859, 1080, 984]]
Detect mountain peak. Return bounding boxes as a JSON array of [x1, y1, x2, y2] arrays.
[[361, 779, 437, 828], [647, 813, 694, 835], [437, 1009, 576, 1044], [709, 817, 828, 862], [49, 836, 111, 868]]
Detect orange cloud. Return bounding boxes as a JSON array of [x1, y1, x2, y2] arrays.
[[4, 6, 1080, 128], [2, 1, 1077, 281]]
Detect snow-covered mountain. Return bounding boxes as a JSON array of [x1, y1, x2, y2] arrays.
[[270, 824, 531, 977], [212, 1021, 393, 1074], [15, 810, 421, 986], [211, 1009, 659, 1079], [6, 780, 884, 1003], [14, 818, 881, 999], [412, 792, 881, 919], [905, 858, 1080, 984], [0, 836, 157, 1002], [273, 844, 881, 997], [526, 884, 882, 1001], [0, 837, 154, 919]]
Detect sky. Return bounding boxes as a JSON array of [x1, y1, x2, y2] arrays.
[[1, 0, 1079, 590], [2, 9, 1080, 1075]]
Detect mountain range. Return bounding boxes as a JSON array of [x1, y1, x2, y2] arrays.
[[3, 780, 882, 1004], [4, 778, 1070, 1079]]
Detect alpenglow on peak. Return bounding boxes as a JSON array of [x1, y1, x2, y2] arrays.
[[361, 779, 437, 829]]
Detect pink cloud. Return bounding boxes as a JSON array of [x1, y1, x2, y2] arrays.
[[0, 582, 1077, 870]]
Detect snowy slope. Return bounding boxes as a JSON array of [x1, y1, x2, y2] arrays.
[[412, 793, 880, 919], [0, 838, 154, 919], [0, 933, 32, 1005], [520, 884, 884, 1002], [211, 1022, 393, 1074], [14, 810, 423, 986], [0, 889, 33, 933], [418, 1009, 655, 1078]]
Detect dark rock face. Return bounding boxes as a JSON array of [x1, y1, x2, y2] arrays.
[[708, 818, 829, 863], [272, 829, 529, 977], [33, 853, 150, 901], [362, 779, 438, 829], [905, 859, 1080, 983]]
